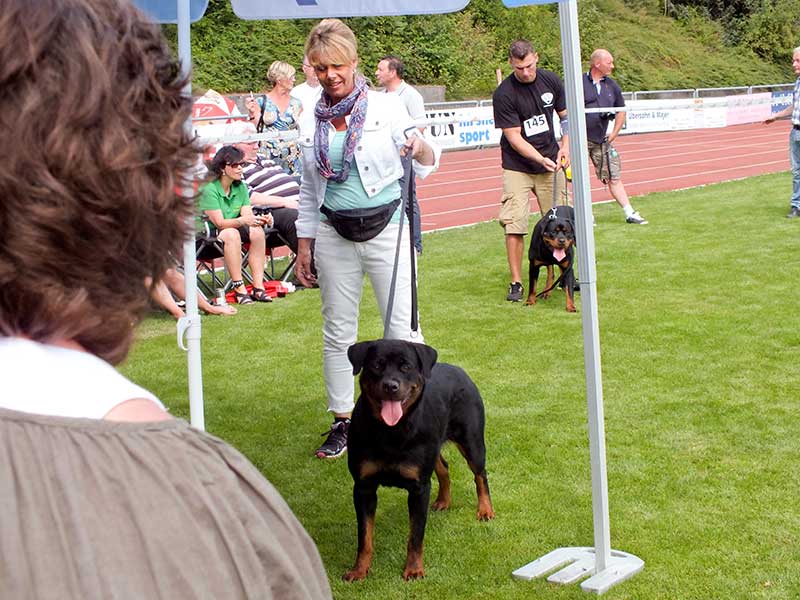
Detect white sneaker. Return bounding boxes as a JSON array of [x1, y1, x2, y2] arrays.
[[626, 211, 648, 225]]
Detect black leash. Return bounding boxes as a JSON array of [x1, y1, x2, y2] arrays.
[[535, 263, 573, 298], [536, 169, 574, 299], [600, 136, 611, 184], [383, 154, 418, 337]]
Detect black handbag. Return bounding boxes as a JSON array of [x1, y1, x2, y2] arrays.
[[319, 198, 401, 243]]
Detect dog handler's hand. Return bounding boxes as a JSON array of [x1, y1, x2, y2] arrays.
[[540, 157, 557, 172], [295, 238, 317, 288], [400, 133, 434, 165], [557, 148, 570, 169]]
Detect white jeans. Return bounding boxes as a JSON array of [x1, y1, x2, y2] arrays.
[[315, 221, 423, 415]]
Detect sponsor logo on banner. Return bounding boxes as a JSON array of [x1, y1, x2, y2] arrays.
[[423, 106, 501, 150]]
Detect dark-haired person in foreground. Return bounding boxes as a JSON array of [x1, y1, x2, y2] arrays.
[[0, 1, 331, 597]]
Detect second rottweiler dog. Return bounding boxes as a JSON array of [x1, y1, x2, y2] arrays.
[[343, 339, 494, 582], [525, 204, 577, 312]]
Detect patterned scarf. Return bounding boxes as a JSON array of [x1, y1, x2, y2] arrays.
[[314, 76, 369, 183]]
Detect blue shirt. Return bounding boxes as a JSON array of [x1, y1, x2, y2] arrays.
[[583, 72, 625, 144]]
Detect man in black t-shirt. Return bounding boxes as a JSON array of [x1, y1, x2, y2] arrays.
[[584, 49, 647, 225], [492, 39, 570, 302]]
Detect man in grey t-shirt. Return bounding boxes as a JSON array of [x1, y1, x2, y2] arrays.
[[375, 55, 425, 253]]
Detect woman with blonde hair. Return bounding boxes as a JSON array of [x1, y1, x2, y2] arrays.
[[246, 60, 303, 174], [294, 18, 440, 459]]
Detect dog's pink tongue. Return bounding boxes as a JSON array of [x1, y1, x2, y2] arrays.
[[380, 401, 403, 426], [553, 248, 566, 262]]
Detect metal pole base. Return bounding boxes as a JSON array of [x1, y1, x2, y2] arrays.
[[512, 547, 644, 595]]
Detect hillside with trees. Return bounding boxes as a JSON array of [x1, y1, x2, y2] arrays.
[[167, 0, 798, 99]]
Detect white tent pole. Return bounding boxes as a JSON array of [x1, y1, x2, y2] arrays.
[[557, 0, 611, 570], [176, 0, 205, 431], [512, 0, 643, 593]]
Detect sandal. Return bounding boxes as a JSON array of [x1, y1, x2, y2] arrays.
[[233, 290, 253, 305], [251, 288, 273, 303]]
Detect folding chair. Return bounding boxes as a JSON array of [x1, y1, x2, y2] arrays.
[[194, 217, 229, 300], [263, 227, 297, 282], [194, 215, 260, 298], [252, 207, 297, 283]]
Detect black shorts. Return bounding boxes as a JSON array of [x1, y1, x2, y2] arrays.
[[195, 224, 254, 260]]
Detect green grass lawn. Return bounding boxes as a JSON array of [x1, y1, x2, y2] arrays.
[[123, 172, 800, 599]]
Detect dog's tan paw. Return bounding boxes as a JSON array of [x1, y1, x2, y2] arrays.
[[343, 567, 369, 582], [431, 499, 450, 511], [402, 566, 425, 580]]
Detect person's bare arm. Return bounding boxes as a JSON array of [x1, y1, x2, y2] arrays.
[[608, 110, 625, 142], [765, 105, 794, 123], [205, 208, 264, 230], [104, 399, 172, 422], [249, 191, 299, 210], [502, 126, 557, 171]]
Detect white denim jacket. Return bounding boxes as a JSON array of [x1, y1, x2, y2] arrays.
[[296, 90, 440, 240]]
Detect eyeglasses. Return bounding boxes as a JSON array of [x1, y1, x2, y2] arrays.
[[226, 162, 245, 168]]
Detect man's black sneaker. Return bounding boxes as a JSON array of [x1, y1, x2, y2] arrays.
[[787, 207, 800, 219], [506, 282, 524, 302], [315, 419, 349, 459]]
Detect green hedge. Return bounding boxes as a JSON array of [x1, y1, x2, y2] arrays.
[[163, 0, 795, 100]]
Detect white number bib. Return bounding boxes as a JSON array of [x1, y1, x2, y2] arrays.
[[523, 114, 549, 137]]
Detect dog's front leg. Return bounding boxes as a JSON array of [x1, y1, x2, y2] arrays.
[[542, 265, 554, 299], [343, 482, 378, 581], [403, 480, 431, 580], [563, 267, 576, 313], [525, 264, 541, 305]]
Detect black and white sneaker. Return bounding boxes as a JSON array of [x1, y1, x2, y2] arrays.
[[506, 282, 524, 302], [315, 419, 349, 459], [626, 211, 648, 225]]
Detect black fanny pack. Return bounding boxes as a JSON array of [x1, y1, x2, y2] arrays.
[[319, 198, 401, 243]]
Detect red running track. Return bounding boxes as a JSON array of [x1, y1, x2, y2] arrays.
[[418, 121, 792, 232]]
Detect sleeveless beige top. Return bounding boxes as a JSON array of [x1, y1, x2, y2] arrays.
[[0, 410, 332, 599], [0, 339, 331, 599]]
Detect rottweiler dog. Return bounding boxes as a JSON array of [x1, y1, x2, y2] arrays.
[[525, 204, 577, 312], [343, 339, 494, 582]]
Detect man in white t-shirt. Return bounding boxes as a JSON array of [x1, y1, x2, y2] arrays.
[[375, 55, 425, 122], [374, 55, 426, 253], [290, 55, 322, 116]]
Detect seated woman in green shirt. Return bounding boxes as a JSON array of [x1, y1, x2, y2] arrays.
[[199, 146, 273, 304]]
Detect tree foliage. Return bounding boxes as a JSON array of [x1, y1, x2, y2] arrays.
[[164, 0, 795, 100], [668, 0, 800, 61]]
